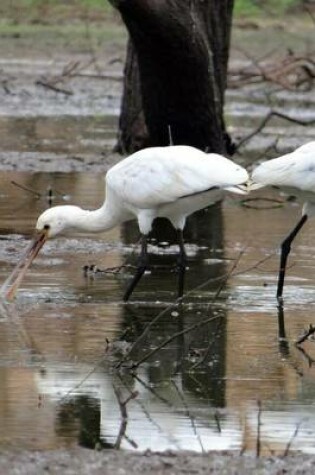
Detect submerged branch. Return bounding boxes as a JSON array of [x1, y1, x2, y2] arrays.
[[295, 324, 315, 345]]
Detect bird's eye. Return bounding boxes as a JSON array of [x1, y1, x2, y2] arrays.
[[43, 224, 50, 230]]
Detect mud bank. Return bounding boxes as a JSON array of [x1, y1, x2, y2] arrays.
[[2, 448, 315, 475]]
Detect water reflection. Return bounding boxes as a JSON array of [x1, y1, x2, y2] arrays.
[[1, 172, 315, 453], [0, 116, 116, 156]]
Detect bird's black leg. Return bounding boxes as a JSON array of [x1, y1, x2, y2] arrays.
[[277, 214, 308, 301], [123, 234, 148, 302], [176, 229, 187, 299]]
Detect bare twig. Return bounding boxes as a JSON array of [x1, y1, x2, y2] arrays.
[[296, 345, 315, 368], [117, 374, 170, 442], [11, 180, 42, 198], [130, 250, 245, 370], [189, 318, 224, 370], [283, 420, 304, 457], [235, 110, 315, 151], [35, 79, 73, 96], [116, 251, 273, 369], [295, 324, 315, 345], [171, 379, 205, 452], [113, 385, 138, 449], [256, 399, 262, 458]]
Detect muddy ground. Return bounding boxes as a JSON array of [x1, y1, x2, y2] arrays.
[[2, 448, 315, 475], [1, 14, 315, 474]]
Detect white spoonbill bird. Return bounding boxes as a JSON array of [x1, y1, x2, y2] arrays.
[[2, 145, 248, 302], [251, 141, 315, 301]]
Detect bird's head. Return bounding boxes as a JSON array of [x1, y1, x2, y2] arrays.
[[36, 205, 82, 238], [1, 205, 82, 301]]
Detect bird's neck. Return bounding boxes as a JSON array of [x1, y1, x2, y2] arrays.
[[71, 203, 124, 233]]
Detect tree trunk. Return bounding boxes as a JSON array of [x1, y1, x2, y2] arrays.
[[110, 0, 235, 155]]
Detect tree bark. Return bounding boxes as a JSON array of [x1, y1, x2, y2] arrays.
[[110, 0, 235, 155]]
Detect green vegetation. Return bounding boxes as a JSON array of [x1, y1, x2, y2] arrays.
[[0, 0, 308, 26], [234, 0, 303, 17], [0, 0, 114, 25]]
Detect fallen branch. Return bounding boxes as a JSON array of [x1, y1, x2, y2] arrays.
[[35, 79, 73, 96], [229, 50, 315, 91]]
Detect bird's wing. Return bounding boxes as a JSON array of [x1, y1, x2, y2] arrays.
[[106, 146, 248, 209]]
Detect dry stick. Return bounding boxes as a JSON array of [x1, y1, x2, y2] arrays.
[[296, 345, 315, 368], [252, 137, 280, 161], [171, 379, 205, 453], [133, 373, 173, 407], [131, 372, 202, 450], [256, 399, 262, 458], [214, 411, 222, 433], [189, 318, 224, 371], [295, 324, 315, 345], [235, 110, 315, 151], [113, 385, 138, 449], [11, 180, 67, 206], [117, 373, 171, 443], [35, 79, 73, 96], [11, 180, 42, 199], [54, 252, 273, 405], [283, 419, 304, 457], [131, 316, 221, 371]]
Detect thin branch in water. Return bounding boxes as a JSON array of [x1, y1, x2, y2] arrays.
[[189, 318, 224, 371], [11, 180, 42, 199], [171, 379, 205, 453], [296, 345, 315, 368], [295, 324, 315, 345], [256, 399, 262, 458], [117, 250, 273, 369], [113, 384, 138, 449], [35, 79, 73, 96], [130, 250, 245, 370], [214, 410, 221, 434], [131, 315, 223, 371], [117, 373, 171, 442], [283, 419, 304, 457]]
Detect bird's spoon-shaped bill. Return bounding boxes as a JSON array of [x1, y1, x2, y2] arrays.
[[224, 183, 250, 194], [1, 230, 48, 301]]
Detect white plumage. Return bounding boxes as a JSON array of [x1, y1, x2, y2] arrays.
[[252, 141, 315, 301], [3, 145, 249, 301]]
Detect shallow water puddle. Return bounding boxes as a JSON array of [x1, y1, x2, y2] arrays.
[[1, 171, 315, 453]]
